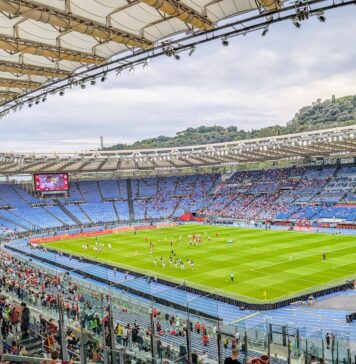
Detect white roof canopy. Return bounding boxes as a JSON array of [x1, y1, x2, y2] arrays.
[[0, 126, 355, 175], [0, 0, 267, 105]]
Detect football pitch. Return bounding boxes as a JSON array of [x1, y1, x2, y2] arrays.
[[44, 224, 356, 303]]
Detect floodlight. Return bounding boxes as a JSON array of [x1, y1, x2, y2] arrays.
[[189, 46, 196, 56], [261, 28, 269, 37], [222, 37, 229, 46]]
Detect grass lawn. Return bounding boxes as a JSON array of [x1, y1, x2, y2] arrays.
[[44, 224, 356, 303]]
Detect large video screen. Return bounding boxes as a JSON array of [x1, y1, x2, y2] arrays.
[[34, 173, 69, 192]]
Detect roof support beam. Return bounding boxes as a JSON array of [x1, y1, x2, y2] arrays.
[[140, 0, 214, 30], [0, 90, 20, 99], [255, 0, 281, 11], [0, 77, 42, 89], [0, 0, 153, 49], [0, 60, 71, 78], [0, 35, 106, 65]]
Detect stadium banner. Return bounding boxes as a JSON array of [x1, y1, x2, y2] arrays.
[[30, 229, 115, 244], [30, 222, 176, 244]]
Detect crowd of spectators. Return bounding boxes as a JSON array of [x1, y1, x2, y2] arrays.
[[0, 250, 257, 363], [2, 165, 356, 238]]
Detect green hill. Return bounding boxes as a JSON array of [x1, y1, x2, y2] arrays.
[[104, 95, 356, 150]]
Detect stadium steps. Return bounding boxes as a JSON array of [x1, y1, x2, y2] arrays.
[[44, 206, 68, 226], [96, 180, 105, 201], [74, 181, 86, 201], [155, 177, 159, 196], [210, 174, 223, 194], [79, 205, 93, 223], [112, 201, 120, 220], [11, 184, 32, 205], [56, 201, 82, 225], [171, 197, 182, 217], [191, 175, 199, 195], [0, 212, 28, 230], [126, 179, 134, 222], [7, 209, 41, 229], [20, 335, 43, 356]]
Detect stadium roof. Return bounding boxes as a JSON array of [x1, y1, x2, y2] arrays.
[[0, 125, 355, 175], [0, 0, 268, 105], [0, 0, 354, 115]]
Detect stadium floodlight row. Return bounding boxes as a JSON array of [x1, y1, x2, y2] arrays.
[[0, 125, 355, 175], [0, 0, 355, 118]]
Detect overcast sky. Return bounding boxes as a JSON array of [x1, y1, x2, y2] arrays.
[[1, 7, 356, 153]]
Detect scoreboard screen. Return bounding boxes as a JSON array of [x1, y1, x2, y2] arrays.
[[34, 173, 69, 192]]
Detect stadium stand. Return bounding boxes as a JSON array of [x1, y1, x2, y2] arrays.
[[1, 165, 356, 235]]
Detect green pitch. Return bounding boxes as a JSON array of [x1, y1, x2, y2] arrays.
[[44, 225, 356, 303]]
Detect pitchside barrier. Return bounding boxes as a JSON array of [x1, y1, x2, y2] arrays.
[[29, 223, 176, 244]]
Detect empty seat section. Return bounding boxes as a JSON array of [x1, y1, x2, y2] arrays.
[[45, 206, 76, 225], [133, 200, 146, 220], [139, 177, 158, 197], [67, 182, 85, 201], [81, 203, 117, 223], [0, 185, 29, 208], [65, 205, 91, 224], [77, 181, 102, 202], [12, 207, 63, 228], [130, 179, 140, 199], [118, 180, 128, 199], [12, 185, 41, 205], [98, 180, 120, 199], [114, 201, 130, 221]]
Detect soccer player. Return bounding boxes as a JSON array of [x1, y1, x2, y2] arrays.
[[191, 260, 195, 269], [108, 243, 112, 250], [230, 272, 234, 282], [263, 291, 268, 300], [154, 258, 157, 267], [322, 252, 326, 261]]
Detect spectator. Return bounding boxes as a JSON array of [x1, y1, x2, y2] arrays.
[[202, 334, 209, 346], [224, 349, 241, 364], [20, 302, 30, 338], [248, 354, 269, 364]]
